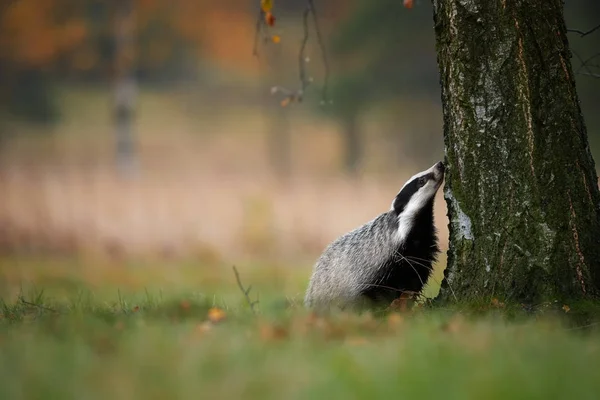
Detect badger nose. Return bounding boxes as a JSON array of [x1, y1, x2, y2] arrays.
[[435, 161, 445, 172]]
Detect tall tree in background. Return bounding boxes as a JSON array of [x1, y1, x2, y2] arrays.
[[323, 0, 441, 173], [113, 0, 137, 175], [263, 44, 292, 181], [433, 0, 600, 303]]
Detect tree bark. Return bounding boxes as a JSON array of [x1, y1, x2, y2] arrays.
[[113, 0, 137, 176], [431, 0, 600, 304]]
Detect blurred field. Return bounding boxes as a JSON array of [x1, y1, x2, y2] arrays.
[[1, 281, 599, 400], [0, 87, 448, 265]]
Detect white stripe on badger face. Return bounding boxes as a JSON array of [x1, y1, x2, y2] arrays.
[[391, 162, 444, 243]]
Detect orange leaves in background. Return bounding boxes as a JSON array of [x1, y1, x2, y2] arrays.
[[0, 0, 87, 67], [260, 0, 273, 12], [265, 12, 276, 27], [403, 0, 414, 9], [261, 0, 276, 27]]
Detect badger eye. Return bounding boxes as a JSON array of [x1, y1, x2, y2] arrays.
[[417, 177, 427, 188]]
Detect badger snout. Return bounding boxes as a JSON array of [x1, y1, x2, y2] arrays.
[[432, 161, 445, 182]]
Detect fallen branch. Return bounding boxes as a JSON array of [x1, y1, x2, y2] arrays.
[[232, 265, 259, 314], [19, 296, 57, 313]]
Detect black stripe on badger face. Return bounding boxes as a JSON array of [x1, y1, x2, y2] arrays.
[[392, 173, 433, 214], [391, 162, 445, 216], [391, 161, 444, 242]]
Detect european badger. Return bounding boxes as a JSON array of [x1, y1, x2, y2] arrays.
[[304, 161, 445, 310]]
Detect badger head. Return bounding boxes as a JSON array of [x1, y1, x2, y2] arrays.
[[391, 161, 445, 242]]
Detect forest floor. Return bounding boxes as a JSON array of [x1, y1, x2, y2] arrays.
[[1, 256, 600, 400]]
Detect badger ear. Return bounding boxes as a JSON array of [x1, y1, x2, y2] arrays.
[[391, 178, 420, 215]]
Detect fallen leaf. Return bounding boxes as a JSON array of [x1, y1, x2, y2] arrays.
[[180, 300, 191, 310], [207, 307, 226, 323], [389, 292, 414, 312], [562, 304, 571, 313], [196, 321, 213, 334], [387, 312, 404, 329], [346, 336, 368, 346], [271, 35, 281, 43], [280, 97, 292, 107], [491, 298, 505, 308], [259, 323, 288, 341], [441, 315, 463, 334], [132, 305, 140, 312], [403, 0, 414, 9]]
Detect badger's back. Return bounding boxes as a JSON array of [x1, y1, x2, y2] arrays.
[[304, 205, 438, 310]]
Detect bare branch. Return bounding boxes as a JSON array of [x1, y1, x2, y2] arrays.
[[572, 49, 600, 79], [253, 9, 263, 57], [19, 296, 57, 313], [232, 266, 258, 314], [297, 6, 312, 100], [256, 0, 330, 105], [308, 0, 330, 103], [567, 23, 600, 37], [581, 71, 600, 79]]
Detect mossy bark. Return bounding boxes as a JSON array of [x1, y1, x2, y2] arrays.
[[431, 0, 600, 304]]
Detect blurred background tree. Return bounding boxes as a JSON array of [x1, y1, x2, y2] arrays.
[[0, 0, 597, 263]]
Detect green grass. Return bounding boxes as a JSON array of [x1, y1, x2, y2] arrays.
[[1, 258, 600, 400]]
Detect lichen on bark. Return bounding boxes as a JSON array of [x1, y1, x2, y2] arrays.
[[431, 0, 600, 304]]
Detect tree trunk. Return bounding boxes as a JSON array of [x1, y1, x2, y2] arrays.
[[431, 0, 600, 304], [342, 113, 361, 176], [113, 0, 137, 176], [263, 43, 292, 181]]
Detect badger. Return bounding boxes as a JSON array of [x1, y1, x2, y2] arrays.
[[304, 161, 445, 311]]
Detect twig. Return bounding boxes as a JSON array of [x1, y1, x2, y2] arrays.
[[297, 5, 311, 100], [572, 49, 600, 79], [567, 23, 600, 37], [232, 265, 258, 314], [257, 0, 330, 105], [565, 321, 600, 331], [580, 71, 600, 78], [308, 0, 330, 103], [19, 296, 57, 313], [253, 8, 263, 57]]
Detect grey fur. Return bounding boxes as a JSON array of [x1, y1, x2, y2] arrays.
[[304, 162, 445, 311]]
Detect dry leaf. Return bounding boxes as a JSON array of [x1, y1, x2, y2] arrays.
[[180, 300, 191, 310], [196, 321, 213, 334], [387, 312, 404, 329], [562, 304, 571, 313], [389, 292, 414, 312], [132, 305, 140, 312], [280, 97, 292, 107], [259, 323, 288, 341], [491, 298, 505, 308], [207, 307, 226, 323], [271, 35, 281, 43], [441, 315, 463, 334], [346, 337, 368, 346], [403, 0, 414, 9]]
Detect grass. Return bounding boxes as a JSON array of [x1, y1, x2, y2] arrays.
[[1, 257, 600, 400]]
